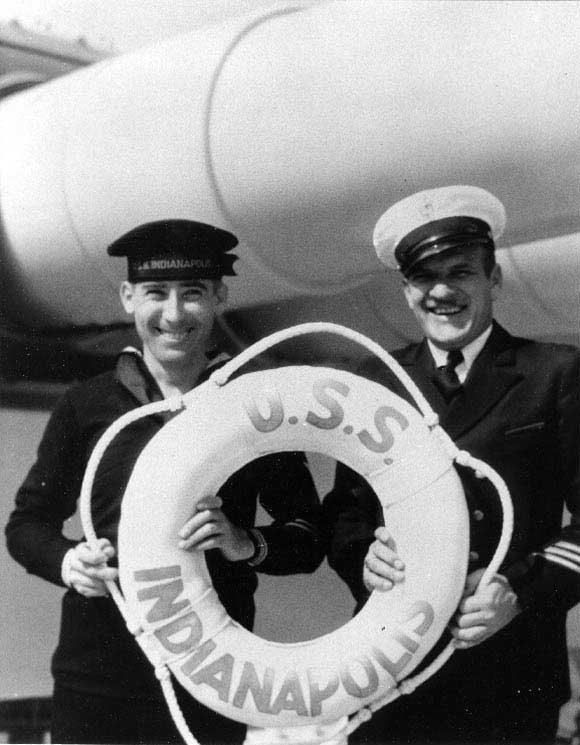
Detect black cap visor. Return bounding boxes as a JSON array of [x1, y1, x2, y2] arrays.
[[395, 216, 494, 275]]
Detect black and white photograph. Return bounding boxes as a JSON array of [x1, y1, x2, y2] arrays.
[[1, 2, 580, 744]]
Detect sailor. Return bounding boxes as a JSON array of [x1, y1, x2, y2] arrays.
[[323, 186, 580, 744], [6, 219, 323, 745]]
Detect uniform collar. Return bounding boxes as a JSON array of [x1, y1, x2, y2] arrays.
[[115, 347, 231, 407], [392, 322, 524, 436], [427, 325, 493, 383], [397, 321, 523, 370]]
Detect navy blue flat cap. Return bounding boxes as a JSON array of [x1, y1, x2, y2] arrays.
[[107, 219, 238, 281]]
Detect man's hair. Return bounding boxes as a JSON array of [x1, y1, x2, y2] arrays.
[[481, 246, 497, 277]]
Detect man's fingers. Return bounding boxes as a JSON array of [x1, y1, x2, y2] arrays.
[[75, 542, 110, 565], [371, 541, 405, 570], [362, 534, 406, 593], [458, 594, 486, 614], [454, 609, 493, 628], [70, 562, 118, 581], [69, 571, 108, 595], [69, 572, 94, 590], [179, 521, 223, 550], [364, 568, 395, 592], [179, 509, 219, 539], [74, 582, 108, 598], [363, 559, 404, 592], [196, 495, 223, 511], [451, 623, 489, 645], [365, 551, 404, 580], [374, 527, 396, 549], [453, 635, 486, 650], [90, 565, 118, 582], [69, 555, 115, 577], [75, 587, 104, 598], [67, 541, 118, 598], [451, 573, 521, 649], [95, 537, 115, 553], [191, 537, 222, 552]]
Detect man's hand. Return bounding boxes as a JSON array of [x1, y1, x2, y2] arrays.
[[65, 538, 118, 598], [178, 496, 254, 562], [363, 527, 405, 593], [450, 568, 521, 649]]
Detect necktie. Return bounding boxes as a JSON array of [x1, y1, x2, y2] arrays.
[[433, 349, 464, 402]]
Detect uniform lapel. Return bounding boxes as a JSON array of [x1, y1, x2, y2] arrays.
[[442, 323, 524, 439], [397, 323, 524, 440], [395, 339, 447, 412], [115, 348, 233, 420], [115, 347, 163, 406]]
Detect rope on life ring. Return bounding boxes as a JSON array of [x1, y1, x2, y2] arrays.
[[79, 322, 513, 745]]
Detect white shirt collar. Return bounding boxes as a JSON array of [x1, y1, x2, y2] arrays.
[[427, 325, 493, 383]]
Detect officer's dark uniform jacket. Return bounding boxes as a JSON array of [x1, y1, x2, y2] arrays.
[[6, 350, 323, 698], [324, 322, 580, 739]]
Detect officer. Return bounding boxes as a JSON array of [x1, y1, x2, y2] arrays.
[[323, 186, 580, 744], [6, 219, 323, 745]]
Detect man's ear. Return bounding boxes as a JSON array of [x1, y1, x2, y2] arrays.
[[119, 281, 136, 315], [214, 280, 228, 309], [490, 263, 503, 301], [402, 277, 414, 309]]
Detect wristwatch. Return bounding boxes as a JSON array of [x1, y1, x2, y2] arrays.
[[246, 528, 268, 566]]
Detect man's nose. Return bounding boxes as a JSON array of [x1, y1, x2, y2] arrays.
[[428, 281, 454, 298], [163, 292, 183, 322]]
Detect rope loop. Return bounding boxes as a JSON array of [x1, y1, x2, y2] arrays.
[[209, 321, 435, 418], [155, 665, 171, 682], [398, 678, 419, 696], [454, 449, 472, 467]]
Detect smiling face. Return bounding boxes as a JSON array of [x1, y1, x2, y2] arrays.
[[402, 246, 502, 351], [120, 279, 227, 372]]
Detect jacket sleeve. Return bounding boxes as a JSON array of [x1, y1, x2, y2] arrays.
[[320, 356, 392, 605], [5, 390, 82, 587], [322, 461, 381, 604], [505, 349, 580, 612], [250, 452, 324, 575]]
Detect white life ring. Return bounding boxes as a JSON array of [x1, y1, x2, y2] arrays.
[[116, 363, 469, 729]]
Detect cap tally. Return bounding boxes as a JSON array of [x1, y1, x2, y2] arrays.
[[107, 219, 238, 281]]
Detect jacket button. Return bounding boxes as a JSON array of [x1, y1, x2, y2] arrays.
[[473, 510, 485, 522], [469, 551, 480, 562]]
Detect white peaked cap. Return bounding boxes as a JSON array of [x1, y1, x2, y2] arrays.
[[373, 185, 507, 272]]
